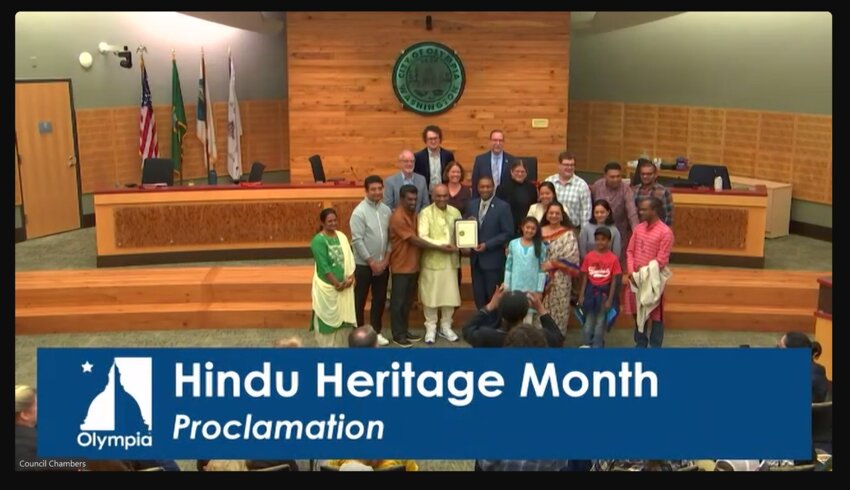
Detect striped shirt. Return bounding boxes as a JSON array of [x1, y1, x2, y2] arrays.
[[633, 183, 674, 227], [544, 174, 592, 226], [626, 219, 674, 274]]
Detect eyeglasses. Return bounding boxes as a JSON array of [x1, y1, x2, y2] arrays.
[[426, 137, 440, 141], [559, 162, 576, 167]]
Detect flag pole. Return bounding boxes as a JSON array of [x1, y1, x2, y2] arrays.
[[140, 54, 146, 172], [173, 48, 183, 187], [201, 46, 209, 177]]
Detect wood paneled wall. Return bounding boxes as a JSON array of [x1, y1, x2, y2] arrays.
[[287, 12, 570, 183], [567, 101, 832, 204], [75, 100, 288, 194]]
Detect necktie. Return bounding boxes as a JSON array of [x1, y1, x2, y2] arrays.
[[479, 200, 488, 224]]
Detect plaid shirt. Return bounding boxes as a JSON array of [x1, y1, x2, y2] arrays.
[[477, 460, 572, 471], [632, 183, 674, 227], [545, 174, 592, 227]]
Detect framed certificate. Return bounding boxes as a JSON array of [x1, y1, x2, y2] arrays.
[[455, 219, 478, 248]]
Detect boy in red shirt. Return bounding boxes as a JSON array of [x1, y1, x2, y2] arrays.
[[578, 227, 622, 347]]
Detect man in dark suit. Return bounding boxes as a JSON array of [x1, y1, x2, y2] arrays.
[[465, 176, 514, 309], [414, 125, 455, 190], [471, 129, 514, 198]]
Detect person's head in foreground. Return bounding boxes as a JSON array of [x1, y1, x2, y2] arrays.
[[778, 331, 821, 360], [499, 291, 530, 329], [274, 337, 302, 348], [503, 324, 547, 347], [15, 385, 37, 428], [349, 325, 378, 348]]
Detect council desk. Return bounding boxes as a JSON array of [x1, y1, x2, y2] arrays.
[[94, 183, 767, 268], [667, 186, 767, 268], [94, 183, 363, 267]]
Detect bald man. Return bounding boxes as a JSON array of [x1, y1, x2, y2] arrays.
[[418, 184, 462, 344], [349, 325, 379, 348], [383, 150, 430, 213]]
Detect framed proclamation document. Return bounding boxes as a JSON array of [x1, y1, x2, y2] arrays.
[[455, 219, 478, 248]]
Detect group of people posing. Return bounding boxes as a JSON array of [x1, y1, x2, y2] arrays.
[[310, 126, 675, 349]]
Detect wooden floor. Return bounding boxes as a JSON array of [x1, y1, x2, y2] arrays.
[[15, 266, 827, 335]]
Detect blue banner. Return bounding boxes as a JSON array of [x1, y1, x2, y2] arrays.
[[37, 348, 811, 460]]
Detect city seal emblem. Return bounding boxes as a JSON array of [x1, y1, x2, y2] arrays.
[[392, 42, 465, 116]]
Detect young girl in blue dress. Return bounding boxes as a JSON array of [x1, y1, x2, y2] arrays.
[[504, 216, 548, 325]]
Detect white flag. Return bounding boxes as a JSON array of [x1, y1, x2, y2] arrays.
[[227, 53, 243, 181], [196, 52, 217, 166]]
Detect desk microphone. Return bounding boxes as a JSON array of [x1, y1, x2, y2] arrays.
[[350, 166, 360, 182]]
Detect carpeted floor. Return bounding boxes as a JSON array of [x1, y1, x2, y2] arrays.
[[14, 228, 832, 272]]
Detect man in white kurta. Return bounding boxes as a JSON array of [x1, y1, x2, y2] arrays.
[[418, 184, 462, 344]]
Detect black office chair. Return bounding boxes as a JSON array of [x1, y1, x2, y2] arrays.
[[514, 156, 538, 182], [309, 154, 345, 183], [687, 164, 731, 189], [141, 158, 174, 186], [309, 154, 327, 183], [812, 401, 832, 445], [247, 162, 266, 183]]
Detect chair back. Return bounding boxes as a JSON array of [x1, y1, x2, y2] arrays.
[[142, 158, 174, 186], [248, 162, 266, 183], [309, 155, 326, 183], [812, 401, 832, 443], [687, 164, 731, 189]]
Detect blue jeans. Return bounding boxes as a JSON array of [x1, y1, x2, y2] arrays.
[[582, 308, 607, 348], [634, 320, 664, 348]]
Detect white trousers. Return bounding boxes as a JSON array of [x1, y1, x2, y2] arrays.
[[423, 306, 455, 329]]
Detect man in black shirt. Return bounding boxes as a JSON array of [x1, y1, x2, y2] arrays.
[[462, 286, 564, 348]]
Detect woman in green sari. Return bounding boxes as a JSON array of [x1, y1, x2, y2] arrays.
[[310, 208, 356, 347]]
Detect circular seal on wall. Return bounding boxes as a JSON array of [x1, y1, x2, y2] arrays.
[[392, 42, 465, 116]]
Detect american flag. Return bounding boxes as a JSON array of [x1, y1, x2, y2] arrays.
[[139, 56, 159, 162]]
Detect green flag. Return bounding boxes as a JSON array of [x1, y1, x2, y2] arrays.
[[171, 56, 187, 174]]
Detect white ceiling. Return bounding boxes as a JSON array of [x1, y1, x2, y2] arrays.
[[179, 12, 685, 36], [179, 12, 284, 35], [571, 12, 685, 34]]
